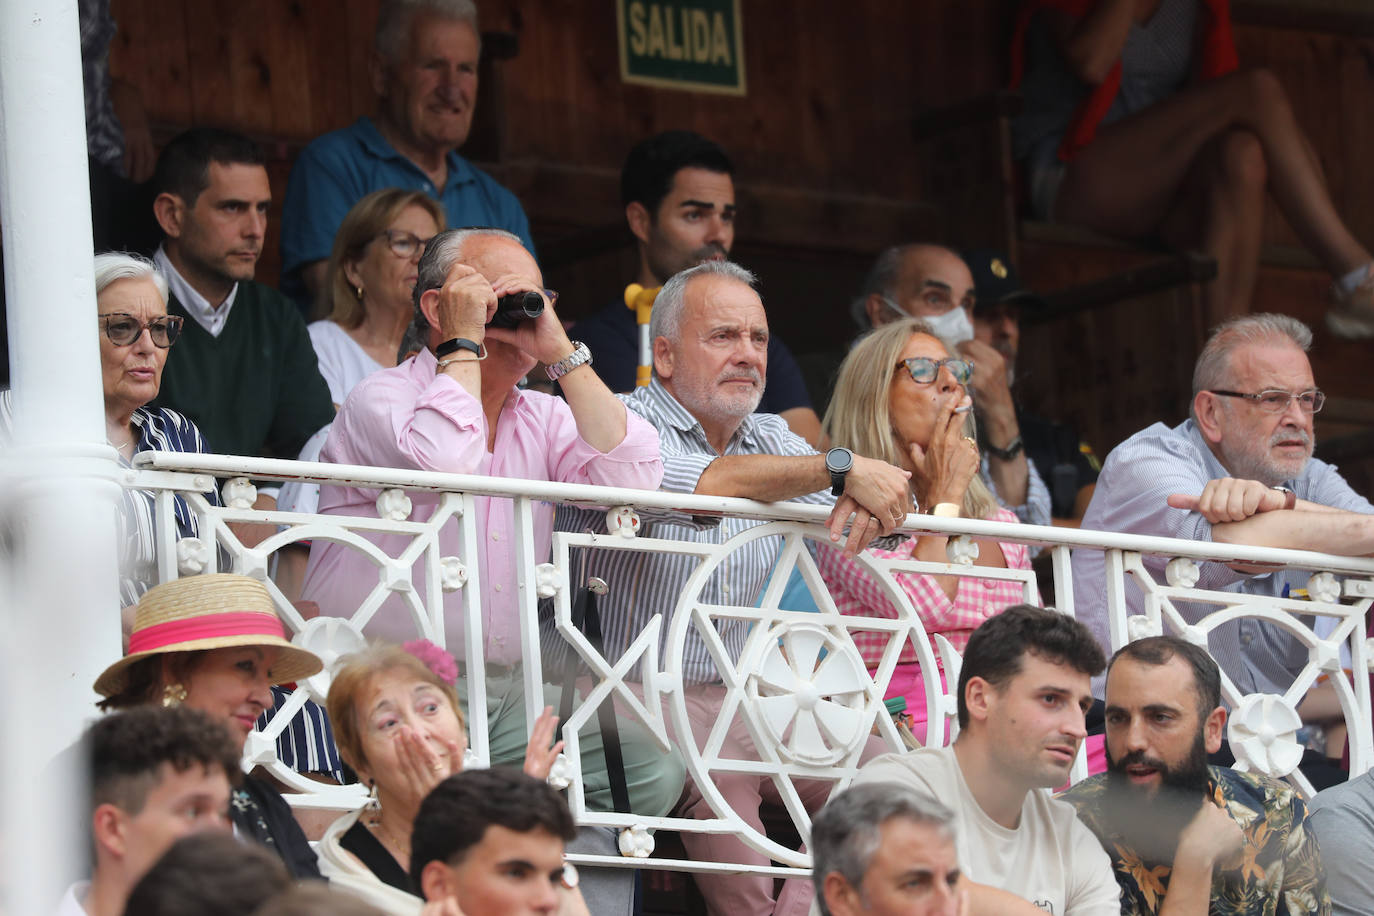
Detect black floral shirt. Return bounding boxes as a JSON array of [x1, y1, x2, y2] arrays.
[[1060, 767, 1330, 915]]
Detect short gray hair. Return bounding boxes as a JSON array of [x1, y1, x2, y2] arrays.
[[408, 227, 523, 343], [374, 0, 478, 63], [648, 259, 757, 353], [93, 252, 169, 305], [1192, 312, 1313, 401], [811, 783, 957, 916]]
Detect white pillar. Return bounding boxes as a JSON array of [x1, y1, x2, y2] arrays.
[[0, 0, 124, 911]]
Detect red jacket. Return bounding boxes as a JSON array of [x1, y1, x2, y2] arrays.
[[1009, 0, 1238, 160]]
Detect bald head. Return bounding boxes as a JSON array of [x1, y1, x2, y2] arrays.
[[860, 244, 975, 330]]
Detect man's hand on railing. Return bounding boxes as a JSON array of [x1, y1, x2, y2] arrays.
[[1167, 477, 1288, 523], [827, 456, 913, 556]]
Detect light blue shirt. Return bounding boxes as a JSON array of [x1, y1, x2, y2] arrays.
[[279, 116, 533, 306], [1072, 418, 1373, 696]]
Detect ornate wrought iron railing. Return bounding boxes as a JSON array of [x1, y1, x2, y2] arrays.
[[131, 451, 1374, 876]]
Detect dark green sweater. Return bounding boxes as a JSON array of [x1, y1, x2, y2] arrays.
[[155, 282, 334, 459]]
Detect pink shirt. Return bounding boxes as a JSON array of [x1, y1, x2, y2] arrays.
[[814, 508, 1036, 669], [300, 348, 663, 663]]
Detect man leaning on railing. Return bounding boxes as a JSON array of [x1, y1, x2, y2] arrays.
[[299, 227, 686, 821], [1073, 313, 1374, 787], [556, 259, 912, 916]]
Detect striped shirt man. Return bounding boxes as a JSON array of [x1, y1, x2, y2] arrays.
[[553, 378, 833, 685]]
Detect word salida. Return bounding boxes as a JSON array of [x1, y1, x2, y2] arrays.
[[626, 3, 733, 66]]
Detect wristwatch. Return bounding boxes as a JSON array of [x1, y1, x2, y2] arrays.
[[545, 341, 593, 381], [435, 336, 482, 358], [985, 434, 1024, 461], [825, 447, 854, 497]]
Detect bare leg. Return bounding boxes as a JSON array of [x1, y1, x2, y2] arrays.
[[1159, 129, 1268, 325], [1055, 68, 1370, 278]]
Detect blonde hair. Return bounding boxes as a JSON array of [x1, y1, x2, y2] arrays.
[[326, 643, 465, 775], [321, 189, 445, 325], [823, 318, 997, 519]]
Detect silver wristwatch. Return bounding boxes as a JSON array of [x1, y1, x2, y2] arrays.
[[545, 341, 593, 381]]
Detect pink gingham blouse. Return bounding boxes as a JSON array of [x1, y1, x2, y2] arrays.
[[815, 508, 1036, 669]]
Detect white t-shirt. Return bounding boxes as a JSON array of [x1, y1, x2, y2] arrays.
[[853, 745, 1120, 916], [280, 321, 386, 515]]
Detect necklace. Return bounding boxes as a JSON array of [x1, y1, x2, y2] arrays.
[[371, 816, 411, 862]]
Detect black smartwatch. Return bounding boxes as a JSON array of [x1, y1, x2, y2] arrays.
[[436, 336, 482, 358], [985, 434, 1024, 461], [825, 447, 854, 497]]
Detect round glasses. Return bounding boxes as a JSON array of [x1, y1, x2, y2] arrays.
[[1208, 389, 1325, 414], [376, 229, 432, 260], [896, 356, 974, 385], [99, 313, 184, 348]]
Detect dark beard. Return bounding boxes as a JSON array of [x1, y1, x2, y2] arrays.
[[649, 242, 730, 284], [1102, 731, 1212, 863]]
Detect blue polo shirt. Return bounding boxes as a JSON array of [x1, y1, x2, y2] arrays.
[[279, 116, 534, 306]]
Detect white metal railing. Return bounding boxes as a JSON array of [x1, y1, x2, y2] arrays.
[[130, 451, 1374, 876]]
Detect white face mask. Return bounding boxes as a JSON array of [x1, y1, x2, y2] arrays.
[[885, 297, 975, 345]]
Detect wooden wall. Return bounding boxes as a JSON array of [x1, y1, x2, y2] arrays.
[[107, 0, 1374, 460]]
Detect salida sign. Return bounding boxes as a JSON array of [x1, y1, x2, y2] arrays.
[[617, 0, 746, 96]]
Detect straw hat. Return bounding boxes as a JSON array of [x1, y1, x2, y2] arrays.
[[94, 574, 323, 698]]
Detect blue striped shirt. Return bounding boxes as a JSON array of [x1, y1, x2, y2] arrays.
[[551, 379, 833, 685], [0, 394, 220, 607], [1073, 418, 1374, 696]]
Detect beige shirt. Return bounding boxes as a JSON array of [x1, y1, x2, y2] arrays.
[[853, 745, 1120, 916]]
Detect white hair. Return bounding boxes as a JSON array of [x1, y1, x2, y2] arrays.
[[1191, 313, 1313, 420], [374, 0, 478, 63], [649, 260, 758, 349], [93, 252, 169, 305]]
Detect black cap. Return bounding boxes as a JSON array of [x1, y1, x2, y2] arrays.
[[962, 249, 1046, 313]]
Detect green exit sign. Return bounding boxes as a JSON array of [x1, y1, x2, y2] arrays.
[[617, 0, 746, 96]]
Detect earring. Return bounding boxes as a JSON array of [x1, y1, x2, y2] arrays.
[[355, 284, 365, 301], [364, 780, 381, 827], [161, 683, 187, 708]]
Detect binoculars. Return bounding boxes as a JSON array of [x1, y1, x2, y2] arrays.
[[489, 291, 545, 329]]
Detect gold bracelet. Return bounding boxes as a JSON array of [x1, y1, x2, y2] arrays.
[[931, 502, 961, 518]]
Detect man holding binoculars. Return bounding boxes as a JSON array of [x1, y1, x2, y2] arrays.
[[299, 227, 687, 824]]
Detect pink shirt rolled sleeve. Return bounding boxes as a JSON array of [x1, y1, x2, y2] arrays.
[[301, 349, 662, 663], [815, 508, 1035, 669]]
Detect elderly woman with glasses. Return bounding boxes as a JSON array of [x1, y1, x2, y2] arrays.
[[278, 190, 446, 561], [308, 189, 445, 400], [816, 317, 1037, 743], [1, 252, 219, 614]]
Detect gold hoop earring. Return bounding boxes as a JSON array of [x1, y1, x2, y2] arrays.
[[161, 683, 188, 708], [355, 284, 365, 301]]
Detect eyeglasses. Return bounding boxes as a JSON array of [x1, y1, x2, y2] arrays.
[[376, 229, 432, 260], [1208, 388, 1326, 414], [896, 356, 974, 385], [99, 313, 184, 348]]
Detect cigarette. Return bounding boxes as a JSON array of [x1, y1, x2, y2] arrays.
[[954, 405, 972, 414]]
